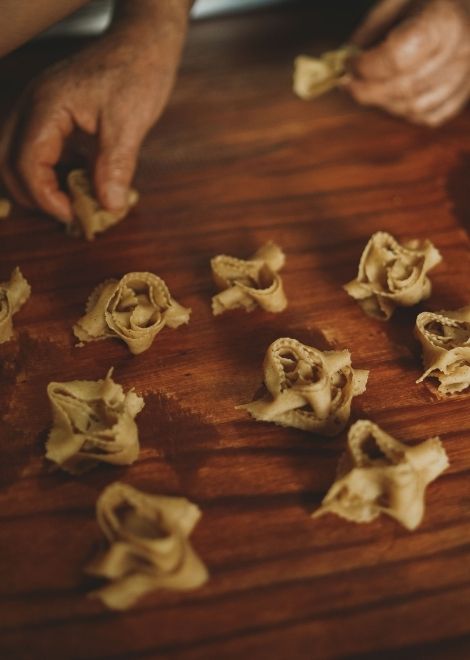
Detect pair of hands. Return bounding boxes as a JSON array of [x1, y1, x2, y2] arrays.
[[1, 0, 469, 224]]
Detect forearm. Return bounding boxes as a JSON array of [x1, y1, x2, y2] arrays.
[[0, 0, 92, 57], [112, 0, 192, 50]]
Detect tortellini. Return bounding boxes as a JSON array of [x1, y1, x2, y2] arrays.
[[415, 306, 470, 395], [0, 267, 31, 343], [73, 272, 191, 355], [86, 482, 208, 610], [211, 242, 287, 315], [238, 337, 368, 436], [314, 420, 449, 530], [46, 369, 144, 474], [293, 45, 358, 100], [67, 169, 138, 241], [344, 232, 442, 320]]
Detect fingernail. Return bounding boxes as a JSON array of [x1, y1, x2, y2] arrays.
[[105, 182, 127, 211]]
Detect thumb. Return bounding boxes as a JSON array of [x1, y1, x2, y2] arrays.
[[350, 0, 415, 48], [94, 122, 142, 212]]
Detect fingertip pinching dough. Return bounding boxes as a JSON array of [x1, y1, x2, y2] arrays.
[[344, 231, 442, 320], [211, 241, 287, 315], [293, 45, 358, 100], [313, 420, 449, 530], [415, 306, 470, 395], [238, 337, 368, 436], [0, 267, 31, 343], [73, 272, 191, 355], [86, 482, 208, 610], [67, 169, 139, 241], [46, 369, 144, 474]]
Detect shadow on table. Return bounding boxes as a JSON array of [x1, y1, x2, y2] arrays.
[[447, 151, 470, 235]]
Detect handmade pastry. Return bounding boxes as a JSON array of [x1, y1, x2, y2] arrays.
[[0, 198, 11, 219], [293, 45, 358, 100], [86, 482, 208, 610], [314, 420, 449, 530], [344, 231, 442, 320], [73, 272, 191, 354], [67, 169, 138, 240], [415, 306, 470, 395], [238, 337, 368, 435], [0, 267, 31, 343], [211, 242, 287, 315], [46, 369, 144, 474]]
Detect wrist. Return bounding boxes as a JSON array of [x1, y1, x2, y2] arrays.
[[112, 0, 190, 40], [105, 0, 190, 74]]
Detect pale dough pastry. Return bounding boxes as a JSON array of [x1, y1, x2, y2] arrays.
[[211, 242, 287, 315], [0, 198, 11, 219], [0, 267, 31, 343], [86, 482, 209, 610], [293, 45, 358, 100], [73, 272, 191, 355], [238, 337, 368, 435], [344, 231, 442, 320], [67, 169, 138, 241], [314, 420, 449, 530], [46, 369, 144, 474], [415, 306, 470, 395]]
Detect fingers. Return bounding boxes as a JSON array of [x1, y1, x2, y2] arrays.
[[0, 107, 35, 209], [345, 0, 470, 126], [351, 0, 464, 81], [413, 75, 470, 126], [0, 92, 74, 223], [94, 114, 143, 212], [345, 54, 469, 116], [15, 107, 74, 223], [351, 0, 415, 49]]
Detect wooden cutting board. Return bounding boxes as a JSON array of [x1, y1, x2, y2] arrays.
[[1, 2, 470, 658]]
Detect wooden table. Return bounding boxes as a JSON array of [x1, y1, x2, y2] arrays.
[[1, 2, 470, 658]]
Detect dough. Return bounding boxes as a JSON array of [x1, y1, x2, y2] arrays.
[[211, 242, 287, 315], [238, 337, 368, 435], [46, 369, 144, 474], [73, 272, 191, 354], [415, 306, 470, 395], [67, 169, 138, 241], [314, 420, 448, 530], [344, 231, 442, 320], [0, 267, 31, 343], [0, 198, 11, 219], [293, 45, 358, 100], [86, 482, 208, 610]]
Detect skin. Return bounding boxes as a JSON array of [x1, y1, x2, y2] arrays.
[[345, 0, 470, 126], [0, 0, 191, 222]]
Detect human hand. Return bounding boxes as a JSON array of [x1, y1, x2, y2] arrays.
[[0, 1, 188, 223], [344, 0, 470, 126]]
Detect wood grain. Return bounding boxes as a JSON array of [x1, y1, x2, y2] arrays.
[[1, 2, 470, 658]]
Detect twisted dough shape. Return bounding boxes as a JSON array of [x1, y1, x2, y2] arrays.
[[344, 232, 442, 320], [415, 306, 470, 395], [211, 242, 287, 315], [238, 337, 368, 436], [67, 169, 138, 241], [86, 482, 208, 610], [46, 369, 144, 474], [293, 45, 358, 100], [314, 420, 449, 530], [0, 267, 31, 343], [74, 272, 191, 354]]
